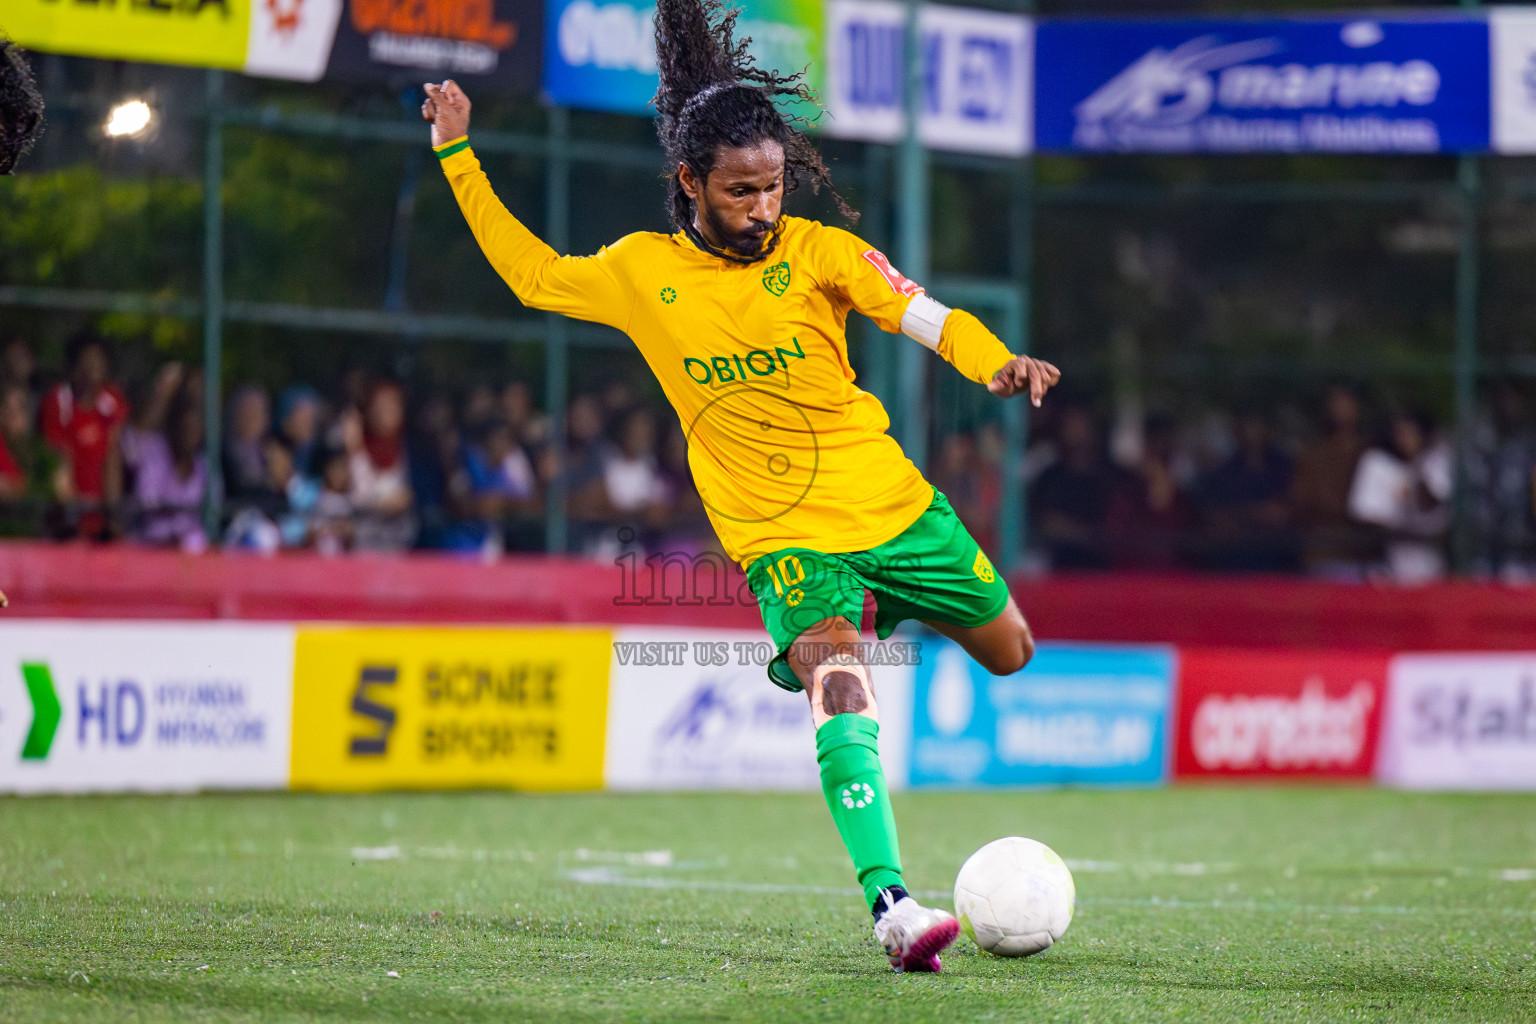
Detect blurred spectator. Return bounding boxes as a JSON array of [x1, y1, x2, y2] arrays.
[[561, 393, 617, 551], [409, 393, 475, 552], [1193, 410, 1296, 572], [223, 384, 272, 508], [1291, 385, 1371, 579], [312, 449, 354, 555], [277, 384, 323, 479], [604, 406, 667, 517], [1107, 413, 1191, 569], [0, 382, 66, 536], [122, 379, 208, 553], [930, 432, 1000, 555], [262, 435, 320, 550], [1030, 405, 1121, 570], [467, 418, 542, 553], [1348, 411, 1452, 584], [461, 383, 499, 438], [502, 379, 550, 448], [40, 331, 127, 540], [345, 379, 415, 552], [652, 419, 713, 554], [1, 336, 38, 395], [1469, 383, 1536, 580]]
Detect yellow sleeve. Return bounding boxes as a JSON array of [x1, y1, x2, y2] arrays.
[[816, 225, 922, 334], [937, 308, 1017, 386], [815, 224, 1014, 385], [435, 137, 633, 331]]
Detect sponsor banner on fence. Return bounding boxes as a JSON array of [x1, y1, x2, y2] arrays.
[[1035, 15, 1490, 154], [543, 0, 821, 117], [0, 622, 294, 794], [911, 641, 1174, 788], [324, 0, 542, 91], [2, 0, 342, 81], [604, 626, 914, 790], [1173, 649, 1388, 779], [290, 626, 610, 791], [1491, 7, 1536, 154], [823, 0, 1032, 155], [1379, 654, 1536, 790]]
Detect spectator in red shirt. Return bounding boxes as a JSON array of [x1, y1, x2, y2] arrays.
[[40, 331, 128, 539]]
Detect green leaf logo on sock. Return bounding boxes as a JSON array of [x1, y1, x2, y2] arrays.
[[840, 783, 874, 809]]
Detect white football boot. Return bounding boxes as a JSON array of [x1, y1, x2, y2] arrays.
[[872, 891, 960, 973]]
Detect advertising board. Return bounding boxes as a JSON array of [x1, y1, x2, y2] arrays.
[[0, 622, 294, 794], [604, 626, 914, 790], [543, 0, 821, 117], [1379, 653, 1536, 790], [1173, 649, 1388, 779], [823, 0, 1032, 155], [911, 641, 1174, 788], [324, 0, 542, 91], [289, 626, 610, 791], [1035, 15, 1490, 153]]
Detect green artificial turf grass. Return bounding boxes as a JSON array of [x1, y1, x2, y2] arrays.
[[2, 788, 1534, 1023]]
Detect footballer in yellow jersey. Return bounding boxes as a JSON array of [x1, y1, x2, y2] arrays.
[[423, 0, 1059, 974]]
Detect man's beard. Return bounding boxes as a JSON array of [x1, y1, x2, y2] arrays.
[[702, 202, 775, 257]]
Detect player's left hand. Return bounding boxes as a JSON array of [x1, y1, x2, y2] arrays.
[[989, 355, 1061, 407]]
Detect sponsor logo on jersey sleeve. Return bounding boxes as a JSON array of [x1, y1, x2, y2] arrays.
[[861, 249, 924, 296]]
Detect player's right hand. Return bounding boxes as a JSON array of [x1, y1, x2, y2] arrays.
[[422, 80, 471, 148]]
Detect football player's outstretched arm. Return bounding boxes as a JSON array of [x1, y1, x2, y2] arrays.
[[423, 80, 633, 330], [821, 226, 1059, 407]]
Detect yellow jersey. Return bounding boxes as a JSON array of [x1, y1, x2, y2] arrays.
[[437, 139, 1015, 568]]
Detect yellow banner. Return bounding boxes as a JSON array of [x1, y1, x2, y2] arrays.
[[2, 0, 250, 70], [291, 626, 612, 792]]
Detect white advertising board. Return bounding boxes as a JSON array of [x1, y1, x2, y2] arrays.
[[605, 626, 914, 791], [1491, 8, 1536, 154], [824, 0, 1033, 155], [0, 622, 295, 793], [1378, 653, 1536, 790]]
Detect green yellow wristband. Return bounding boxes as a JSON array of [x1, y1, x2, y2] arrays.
[[434, 138, 470, 160]]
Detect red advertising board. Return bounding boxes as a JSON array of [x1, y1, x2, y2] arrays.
[[1174, 650, 1390, 779]]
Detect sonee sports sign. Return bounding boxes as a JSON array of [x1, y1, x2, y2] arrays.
[[289, 626, 611, 791]]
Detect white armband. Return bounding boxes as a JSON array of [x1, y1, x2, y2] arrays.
[[900, 293, 952, 351]]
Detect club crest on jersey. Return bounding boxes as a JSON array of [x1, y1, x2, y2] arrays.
[[972, 550, 995, 583], [762, 262, 791, 296], [862, 249, 924, 296]]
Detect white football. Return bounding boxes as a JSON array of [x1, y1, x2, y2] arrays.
[[954, 837, 1076, 957]]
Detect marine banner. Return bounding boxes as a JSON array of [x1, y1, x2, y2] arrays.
[[1035, 15, 1490, 154], [289, 625, 610, 791]]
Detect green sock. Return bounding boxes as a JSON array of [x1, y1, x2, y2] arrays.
[[815, 714, 905, 909]]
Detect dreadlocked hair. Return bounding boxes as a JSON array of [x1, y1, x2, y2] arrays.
[[0, 36, 44, 176], [652, 0, 856, 264]]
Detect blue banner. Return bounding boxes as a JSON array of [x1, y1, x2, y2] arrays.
[[1035, 16, 1490, 153], [911, 641, 1175, 788]]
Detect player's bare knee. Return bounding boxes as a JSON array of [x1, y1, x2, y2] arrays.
[[808, 654, 878, 728]]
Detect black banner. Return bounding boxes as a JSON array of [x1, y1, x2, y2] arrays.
[[324, 0, 543, 94]]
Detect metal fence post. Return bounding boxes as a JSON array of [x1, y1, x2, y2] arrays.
[[202, 69, 225, 540], [897, 0, 929, 471], [1452, 153, 1481, 574], [544, 105, 571, 555], [999, 156, 1034, 574]]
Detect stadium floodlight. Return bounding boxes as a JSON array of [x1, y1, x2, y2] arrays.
[[105, 99, 152, 138]]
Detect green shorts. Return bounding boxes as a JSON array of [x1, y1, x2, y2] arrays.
[[745, 487, 1010, 692]]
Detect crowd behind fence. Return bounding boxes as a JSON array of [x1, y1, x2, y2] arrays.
[[5, 327, 1534, 584]]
